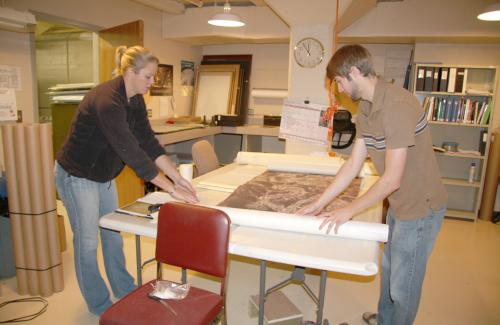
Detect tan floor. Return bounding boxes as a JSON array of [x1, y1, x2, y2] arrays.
[[1, 202, 499, 325]]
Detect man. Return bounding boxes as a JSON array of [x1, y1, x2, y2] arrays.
[[298, 44, 447, 325]]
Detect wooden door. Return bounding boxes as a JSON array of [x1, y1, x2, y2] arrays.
[[99, 21, 145, 207], [99, 20, 143, 82]]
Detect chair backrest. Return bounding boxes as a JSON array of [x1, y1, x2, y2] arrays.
[[191, 140, 220, 176], [156, 202, 231, 278]]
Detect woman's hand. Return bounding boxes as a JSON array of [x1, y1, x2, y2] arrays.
[[174, 177, 198, 199], [169, 184, 199, 203]]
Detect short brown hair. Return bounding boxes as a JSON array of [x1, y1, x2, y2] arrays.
[[326, 44, 376, 80]]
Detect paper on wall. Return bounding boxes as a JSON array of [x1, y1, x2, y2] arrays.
[[279, 100, 331, 146], [0, 88, 17, 121], [0, 65, 21, 90]]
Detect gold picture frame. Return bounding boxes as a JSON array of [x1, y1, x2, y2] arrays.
[[191, 64, 241, 119]]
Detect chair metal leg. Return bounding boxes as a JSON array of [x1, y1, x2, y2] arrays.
[[181, 268, 187, 284], [135, 235, 142, 286], [212, 304, 226, 325], [156, 262, 162, 280], [222, 300, 227, 325]]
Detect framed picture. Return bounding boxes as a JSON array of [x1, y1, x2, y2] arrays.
[[150, 64, 173, 96], [191, 64, 240, 120], [181, 60, 195, 86]]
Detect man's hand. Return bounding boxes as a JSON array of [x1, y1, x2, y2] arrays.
[[318, 206, 354, 234]]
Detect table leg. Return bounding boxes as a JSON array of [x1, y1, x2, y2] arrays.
[[258, 260, 267, 325], [316, 270, 327, 325], [135, 234, 142, 286]]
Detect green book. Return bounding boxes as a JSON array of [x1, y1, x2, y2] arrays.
[[480, 103, 491, 125]]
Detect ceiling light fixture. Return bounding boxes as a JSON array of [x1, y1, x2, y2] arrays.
[[477, 2, 500, 21], [208, 1, 245, 27]]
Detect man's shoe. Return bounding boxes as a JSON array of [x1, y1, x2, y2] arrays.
[[362, 312, 378, 325]]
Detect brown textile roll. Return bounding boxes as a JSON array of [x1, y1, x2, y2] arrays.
[[480, 129, 500, 221], [39, 123, 64, 292], [13, 124, 39, 295], [25, 124, 52, 296], [2, 123, 64, 296], [1, 124, 28, 294]]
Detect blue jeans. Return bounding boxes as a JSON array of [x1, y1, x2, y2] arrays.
[[55, 162, 135, 315], [377, 206, 445, 325]]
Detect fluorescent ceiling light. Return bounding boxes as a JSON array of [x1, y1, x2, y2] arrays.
[[0, 6, 36, 32], [477, 2, 500, 21], [208, 1, 245, 27]]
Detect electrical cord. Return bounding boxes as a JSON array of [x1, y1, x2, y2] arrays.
[[0, 297, 48, 323]]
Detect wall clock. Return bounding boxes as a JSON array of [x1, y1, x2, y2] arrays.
[[293, 37, 324, 68]]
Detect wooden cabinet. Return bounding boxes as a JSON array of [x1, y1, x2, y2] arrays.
[[51, 103, 78, 158]]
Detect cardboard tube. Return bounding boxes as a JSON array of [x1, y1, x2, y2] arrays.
[[1, 124, 28, 294], [39, 123, 64, 292], [39, 123, 56, 209], [480, 130, 500, 221], [13, 124, 39, 295], [25, 124, 53, 296]]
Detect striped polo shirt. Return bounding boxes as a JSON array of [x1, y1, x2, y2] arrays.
[[356, 80, 447, 220]]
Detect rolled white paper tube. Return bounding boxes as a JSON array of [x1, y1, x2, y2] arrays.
[[179, 164, 193, 182], [251, 89, 288, 98]]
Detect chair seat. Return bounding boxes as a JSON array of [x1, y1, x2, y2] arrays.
[[100, 280, 223, 325]]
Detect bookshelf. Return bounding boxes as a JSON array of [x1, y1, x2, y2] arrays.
[[413, 64, 498, 221]]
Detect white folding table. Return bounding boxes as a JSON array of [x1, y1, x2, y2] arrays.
[[100, 160, 384, 325]]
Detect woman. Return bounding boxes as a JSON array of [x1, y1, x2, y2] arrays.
[[55, 45, 198, 315]]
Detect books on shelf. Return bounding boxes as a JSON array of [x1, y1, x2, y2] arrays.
[[424, 67, 434, 92], [479, 129, 487, 155], [414, 65, 496, 221], [421, 95, 491, 125], [439, 67, 449, 92], [415, 66, 468, 94], [447, 68, 457, 93], [454, 68, 467, 93], [432, 68, 440, 92], [416, 66, 425, 91]]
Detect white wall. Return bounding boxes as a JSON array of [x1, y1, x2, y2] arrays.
[[0, 29, 38, 170], [5, 0, 203, 117], [0, 29, 37, 124], [341, 0, 500, 40], [0, 0, 203, 171], [202, 43, 290, 116]]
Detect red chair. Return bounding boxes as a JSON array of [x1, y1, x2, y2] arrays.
[[100, 202, 231, 325]]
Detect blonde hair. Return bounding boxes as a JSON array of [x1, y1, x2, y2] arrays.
[[114, 45, 159, 76]]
